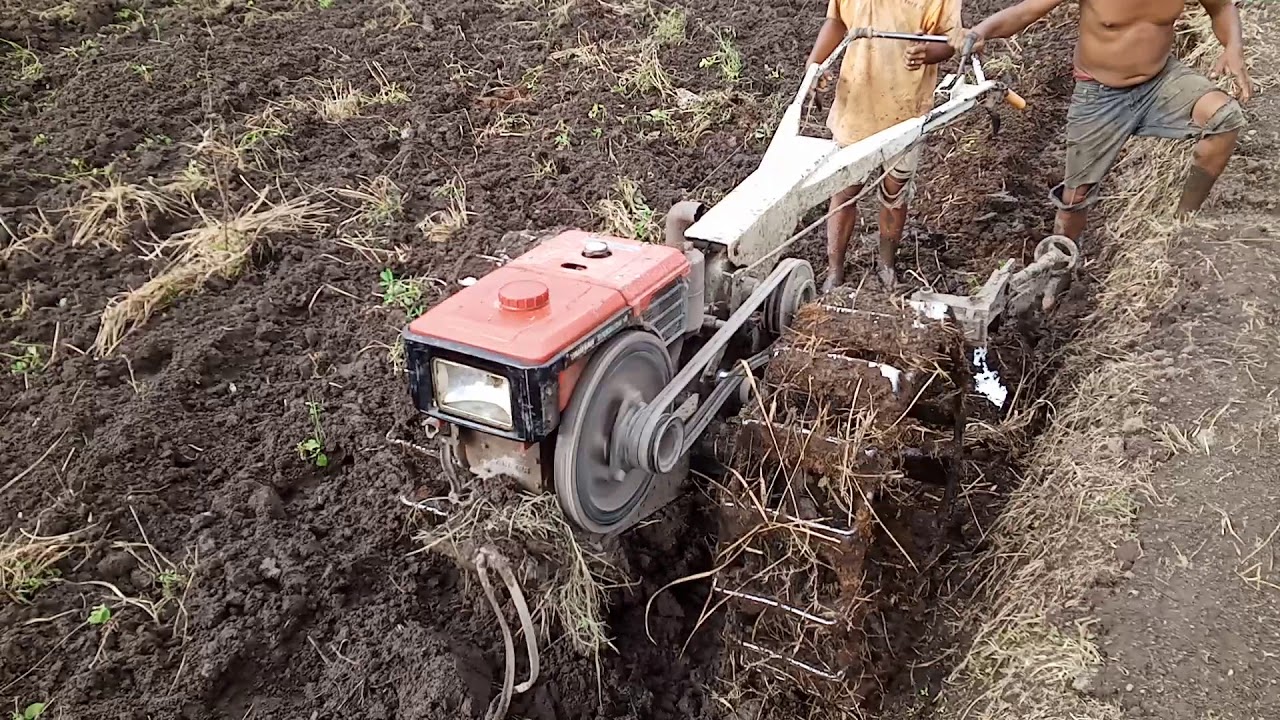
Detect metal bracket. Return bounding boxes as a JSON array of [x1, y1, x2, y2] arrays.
[[908, 235, 1080, 345]]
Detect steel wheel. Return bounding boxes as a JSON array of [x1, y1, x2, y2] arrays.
[[554, 331, 673, 534]]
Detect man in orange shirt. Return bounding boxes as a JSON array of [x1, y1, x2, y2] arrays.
[[809, 0, 962, 292]]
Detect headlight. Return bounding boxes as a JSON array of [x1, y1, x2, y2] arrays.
[[431, 359, 513, 430]]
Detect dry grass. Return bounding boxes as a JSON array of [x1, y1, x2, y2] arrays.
[[1, 528, 85, 604], [418, 177, 472, 243], [93, 193, 332, 356], [65, 178, 182, 251], [616, 38, 673, 98], [413, 492, 617, 658], [930, 11, 1252, 720], [1, 211, 53, 262], [305, 63, 410, 122], [595, 177, 658, 242], [335, 175, 404, 227]]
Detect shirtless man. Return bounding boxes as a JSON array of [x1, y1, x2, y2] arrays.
[[950, 0, 1252, 306], [809, 0, 961, 292]]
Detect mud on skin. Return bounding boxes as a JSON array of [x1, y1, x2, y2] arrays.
[[0, 0, 1084, 718]]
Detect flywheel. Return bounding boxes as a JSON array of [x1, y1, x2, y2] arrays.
[[554, 331, 674, 534]]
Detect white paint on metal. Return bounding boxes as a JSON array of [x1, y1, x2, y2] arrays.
[[868, 361, 903, 394], [971, 346, 1008, 409], [685, 60, 998, 269]]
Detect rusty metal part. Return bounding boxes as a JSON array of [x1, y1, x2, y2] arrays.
[[475, 546, 540, 720], [908, 235, 1080, 345]]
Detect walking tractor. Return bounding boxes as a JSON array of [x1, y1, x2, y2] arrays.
[[398, 30, 1076, 714], [402, 30, 1068, 533]]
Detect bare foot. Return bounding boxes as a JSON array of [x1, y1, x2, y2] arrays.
[[822, 271, 844, 293], [876, 263, 897, 292]]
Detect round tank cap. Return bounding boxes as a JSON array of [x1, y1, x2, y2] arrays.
[[498, 280, 550, 311], [582, 239, 611, 258]]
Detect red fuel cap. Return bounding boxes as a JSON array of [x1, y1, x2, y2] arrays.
[[498, 280, 550, 311]]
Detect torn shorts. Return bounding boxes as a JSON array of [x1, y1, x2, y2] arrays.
[[1053, 54, 1247, 211], [878, 145, 919, 209]]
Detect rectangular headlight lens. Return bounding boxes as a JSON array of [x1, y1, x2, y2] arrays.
[[431, 359, 514, 430]]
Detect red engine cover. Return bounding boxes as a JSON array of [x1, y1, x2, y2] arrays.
[[407, 230, 690, 365]]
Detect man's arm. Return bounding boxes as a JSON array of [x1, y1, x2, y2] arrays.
[[1201, 0, 1244, 50], [808, 15, 848, 66], [1201, 0, 1252, 101], [950, 0, 1065, 50]]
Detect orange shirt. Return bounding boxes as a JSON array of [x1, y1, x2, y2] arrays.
[[826, 0, 961, 146]]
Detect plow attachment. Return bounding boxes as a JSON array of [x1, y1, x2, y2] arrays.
[[707, 292, 972, 715]]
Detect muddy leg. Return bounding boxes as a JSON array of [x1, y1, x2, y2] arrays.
[[1044, 184, 1094, 312], [1178, 92, 1241, 217], [877, 175, 908, 291], [1052, 184, 1092, 242], [822, 185, 861, 292]]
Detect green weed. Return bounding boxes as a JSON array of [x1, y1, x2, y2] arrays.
[[65, 158, 109, 179], [318, 0, 335, 7], [157, 570, 186, 599], [296, 401, 329, 468], [596, 177, 657, 242], [5, 343, 45, 377], [32, 134, 49, 147], [88, 604, 112, 625], [129, 63, 153, 82], [378, 269, 425, 316], [700, 29, 743, 82], [653, 8, 687, 46], [60, 39, 100, 58], [11, 702, 46, 720], [553, 121, 571, 149]]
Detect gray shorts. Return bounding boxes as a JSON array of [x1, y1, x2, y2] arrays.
[[1053, 55, 1247, 210]]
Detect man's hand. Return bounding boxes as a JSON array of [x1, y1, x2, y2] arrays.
[[1210, 45, 1253, 103], [816, 68, 838, 94], [905, 43, 927, 71], [946, 28, 985, 56]]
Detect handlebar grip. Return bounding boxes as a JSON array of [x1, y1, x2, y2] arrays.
[[1003, 89, 1027, 110]]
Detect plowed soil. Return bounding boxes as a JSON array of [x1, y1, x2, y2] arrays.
[[1, 0, 1075, 718]]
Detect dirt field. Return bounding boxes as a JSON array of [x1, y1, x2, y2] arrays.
[[3, 0, 1272, 719]]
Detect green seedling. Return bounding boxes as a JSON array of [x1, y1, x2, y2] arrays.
[[65, 158, 108, 179], [378, 269, 425, 317], [318, 0, 334, 8], [296, 401, 329, 468], [157, 570, 186, 599], [129, 63, 153, 81], [88, 604, 112, 625], [61, 39, 100, 58], [521, 65, 544, 93], [12, 702, 46, 720], [553, 122, 571, 149], [6, 343, 45, 377], [32, 134, 49, 147], [114, 7, 145, 24]]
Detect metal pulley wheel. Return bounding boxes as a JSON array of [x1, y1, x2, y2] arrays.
[[554, 331, 674, 534], [764, 261, 816, 335]]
